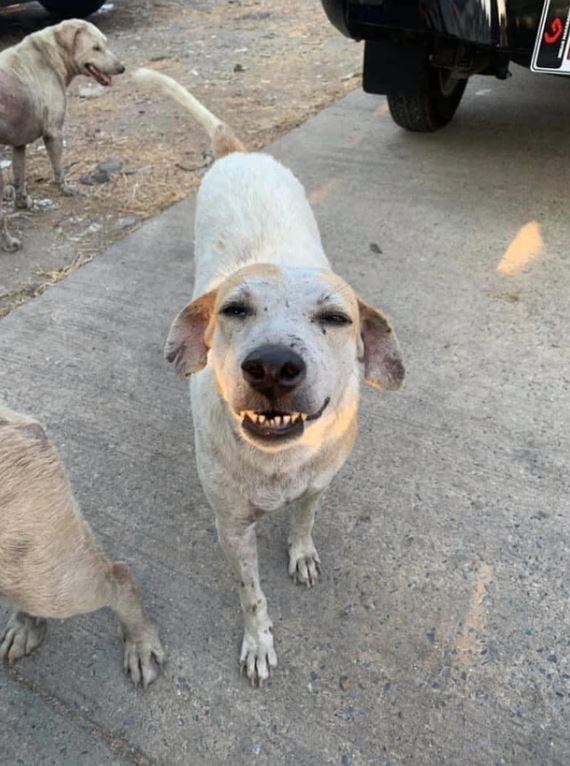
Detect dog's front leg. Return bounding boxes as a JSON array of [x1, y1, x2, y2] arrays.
[[288, 491, 322, 587], [12, 146, 32, 209], [217, 516, 277, 686], [43, 132, 74, 196]]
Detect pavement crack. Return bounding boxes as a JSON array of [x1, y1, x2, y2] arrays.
[[7, 667, 158, 766]]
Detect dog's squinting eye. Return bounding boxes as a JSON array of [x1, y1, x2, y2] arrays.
[[219, 302, 253, 319], [316, 312, 352, 326], [93, 45, 102, 51]]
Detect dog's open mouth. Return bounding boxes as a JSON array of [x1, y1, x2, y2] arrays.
[[239, 398, 330, 443], [86, 64, 113, 87]]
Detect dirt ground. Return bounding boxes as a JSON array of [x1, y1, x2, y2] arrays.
[[0, 0, 361, 318]]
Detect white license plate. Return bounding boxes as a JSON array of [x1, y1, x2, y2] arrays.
[[531, 0, 570, 73]]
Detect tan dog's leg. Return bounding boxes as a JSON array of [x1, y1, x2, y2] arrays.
[[288, 492, 322, 588], [0, 168, 20, 252], [12, 146, 32, 210], [216, 517, 277, 687], [107, 562, 166, 688], [43, 133, 74, 196]]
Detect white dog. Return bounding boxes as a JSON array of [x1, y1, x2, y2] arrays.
[[136, 68, 405, 686], [0, 19, 124, 251]]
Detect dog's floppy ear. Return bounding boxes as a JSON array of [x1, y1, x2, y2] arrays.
[[165, 290, 217, 377], [54, 20, 83, 55], [358, 299, 405, 390]]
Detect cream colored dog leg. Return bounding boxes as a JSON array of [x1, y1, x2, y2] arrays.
[[288, 492, 322, 588], [44, 133, 74, 196], [217, 517, 277, 687], [12, 146, 32, 210]]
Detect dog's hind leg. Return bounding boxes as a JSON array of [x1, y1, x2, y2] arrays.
[[105, 561, 166, 688], [12, 146, 32, 210], [0, 167, 21, 252], [0, 611, 47, 664], [288, 491, 322, 588], [216, 516, 277, 687]]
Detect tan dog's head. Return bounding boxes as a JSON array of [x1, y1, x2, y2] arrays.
[[52, 19, 125, 85], [166, 266, 404, 452]]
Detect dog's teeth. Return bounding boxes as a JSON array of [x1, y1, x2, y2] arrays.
[[282, 415, 291, 425], [258, 414, 265, 424], [301, 414, 307, 422]]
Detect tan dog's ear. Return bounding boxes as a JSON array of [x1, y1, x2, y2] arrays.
[[165, 290, 217, 377], [54, 21, 82, 54], [358, 299, 405, 390]]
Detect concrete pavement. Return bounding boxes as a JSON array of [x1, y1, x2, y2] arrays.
[[1, 67, 569, 765]]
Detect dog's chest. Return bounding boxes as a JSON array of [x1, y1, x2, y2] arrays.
[[247, 470, 313, 513]]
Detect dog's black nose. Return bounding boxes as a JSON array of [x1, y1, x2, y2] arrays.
[[241, 345, 306, 397]]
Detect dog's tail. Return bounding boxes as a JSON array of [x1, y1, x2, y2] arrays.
[[133, 68, 245, 159]]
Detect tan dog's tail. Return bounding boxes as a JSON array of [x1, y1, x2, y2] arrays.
[[133, 68, 245, 159]]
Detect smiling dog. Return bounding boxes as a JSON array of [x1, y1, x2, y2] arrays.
[[0, 19, 125, 251], [136, 68, 405, 686]]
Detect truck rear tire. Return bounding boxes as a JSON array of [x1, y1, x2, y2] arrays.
[[39, 0, 107, 18], [387, 68, 467, 132]]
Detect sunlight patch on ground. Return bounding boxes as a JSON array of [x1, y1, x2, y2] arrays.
[[498, 221, 543, 276]]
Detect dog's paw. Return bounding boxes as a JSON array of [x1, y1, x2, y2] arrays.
[[59, 183, 77, 197], [2, 184, 15, 203], [0, 612, 46, 664], [123, 628, 166, 689], [15, 194, 33, 210], [1, 233, 21, 253], [240, 626, 277, 687], [288, 542, 321, 588]]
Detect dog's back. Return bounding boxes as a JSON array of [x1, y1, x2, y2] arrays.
[[193, 152, 329, 295]]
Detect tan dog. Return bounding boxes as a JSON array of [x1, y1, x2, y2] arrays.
[[0, 404, 164, 688], [0, 19, 125, 251], [135, 69, 405, 686]]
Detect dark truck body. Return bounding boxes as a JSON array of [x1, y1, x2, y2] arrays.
[[321, 1, 568, 129], [322, 1, 542, 62], [0, 1, 107, 17]]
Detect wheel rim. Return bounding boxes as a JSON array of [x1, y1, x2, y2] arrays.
[[438, 69, 461, 97]]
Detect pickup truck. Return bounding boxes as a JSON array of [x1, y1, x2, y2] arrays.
[[321, 1, 569, 130], [0, 0, 107, 18]]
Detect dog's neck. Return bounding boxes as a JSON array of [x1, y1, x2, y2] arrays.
[[28, 37, 76, 88]]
